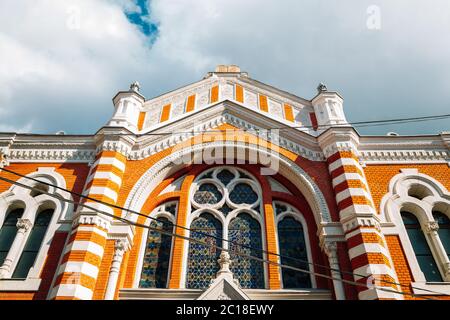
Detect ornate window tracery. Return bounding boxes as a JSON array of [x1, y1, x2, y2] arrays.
[[187, 167, 265, 289]]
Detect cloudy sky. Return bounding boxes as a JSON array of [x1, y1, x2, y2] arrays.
[[0, 0, 449, 135]]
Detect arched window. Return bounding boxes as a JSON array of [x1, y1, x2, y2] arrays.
[[433, 212, 450, 260], [401, 211, 442, 282], [12, 209, 53, 278], [0, 208, 24, 266], [277, 216, 311, 288], [139, 217, 174, 288], [187, 167, 265, 289], [186, 213, 223, 289], [229, 213, 264, 289]]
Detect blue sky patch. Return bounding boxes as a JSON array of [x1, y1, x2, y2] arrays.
[[124, 0, 158, 40]]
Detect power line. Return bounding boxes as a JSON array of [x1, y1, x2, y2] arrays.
[[1, 166, 448, 297], [0, 175, 440, 300]]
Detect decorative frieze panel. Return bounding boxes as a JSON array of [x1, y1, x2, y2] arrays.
[[128, 112, 325, 162], [359, 150, 449, 164], [8, 149, 95, 163]]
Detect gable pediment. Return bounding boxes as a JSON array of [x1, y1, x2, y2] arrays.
[[128, 100, 324, 162], [138, 74, 315, 135]]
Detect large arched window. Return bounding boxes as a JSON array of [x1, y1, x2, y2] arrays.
[[0, 208, 24, 266], [187, 167, 265, 289], [401, 211, 442, 282], [275, 202, 312, 289], [139, 202, 177, 288], [12, 209, 53, 278], [186, 213, 223, 289]]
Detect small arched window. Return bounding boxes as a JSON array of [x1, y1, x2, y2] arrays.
[[401, 211, 442, 282], [433, 212, 450, 260], [12, 209, 53, 279], [186, 213, 223, 289], [0, 208, 24, 266], [277, 216, 311, 288], [139, 217, 174, 288]]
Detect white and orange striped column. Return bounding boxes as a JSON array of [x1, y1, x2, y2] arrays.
[[326, 149, 400, 299], [319, 129, 400, 300], [50, 149, 127, 300]]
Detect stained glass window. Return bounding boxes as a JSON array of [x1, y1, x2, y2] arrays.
[[228, 213, 264, 289], [193, 183, 222, 205], [229, 183, 258, 205], [0, 208, 23, 266], [278, 216, 311, 288], [275, 203, 287, 216], [139, 217, 173, 288], [433, 212, 450, 259], [217, 169, 235, 186], [402, 211, 442, 282], [12, 209, 53, 279], [165, 203, 177, 216], [186, 213, 223, 289]]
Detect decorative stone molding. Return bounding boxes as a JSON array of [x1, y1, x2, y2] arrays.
[[342, 216, 381, 233], [123, 140, 331, 225], [7, 149, 95, 163], [424, 221, 440, 234], [359, 150, 449, 165], [72, 212, 111, 231], [16, 218, 32, 232], [130, 112, 324, 162]]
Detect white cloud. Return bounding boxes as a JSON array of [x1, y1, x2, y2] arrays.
[[0, 0, 449, 135]]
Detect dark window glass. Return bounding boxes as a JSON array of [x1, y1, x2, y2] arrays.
[[229, 183, 258, 205], [217, 169, 235, 186], [139, 217, 173, 288], [229, 213, 264, 289], [12, 209, 53, 279], [278, 216, 311, 288], [186, 213, 222, 289], [0, 209, 23, 265], [433, 211, 450, 259], [401, 211, 442, 282]]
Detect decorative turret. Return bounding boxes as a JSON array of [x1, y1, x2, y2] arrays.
[[311, 83, 347, 128], [108, 81, 146, 131]]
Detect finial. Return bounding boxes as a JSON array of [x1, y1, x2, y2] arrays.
[[317, 82, 328, 93], [130, 81, 141, 92]]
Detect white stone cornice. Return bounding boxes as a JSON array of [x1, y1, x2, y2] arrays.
[[317, 127, 360, 158], [72, 211, 112, 231]]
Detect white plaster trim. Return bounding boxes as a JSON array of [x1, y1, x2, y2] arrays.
[[86, 171, 122, 186], [57, 262, 99, 279], [348, 243, 390, 260], [353, 264, 397, 282], [74, 225, 108, 239], [411, 282, 450, 295], [0, 278, 42, 291], [332, 172, 366, 187], [84, 186, 118, 202], [92, 157, 126, 172], [64, 241, 104, 257], [50, 284, 93, 300], [328, 157, 360, 172], [336, 188, 371, 203], [345, 227, 383, 240]]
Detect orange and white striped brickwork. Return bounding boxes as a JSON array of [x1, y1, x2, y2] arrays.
[[319, 129, 401, 300], [0, 65, 449, 300], [50, 149, 128, 300]]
